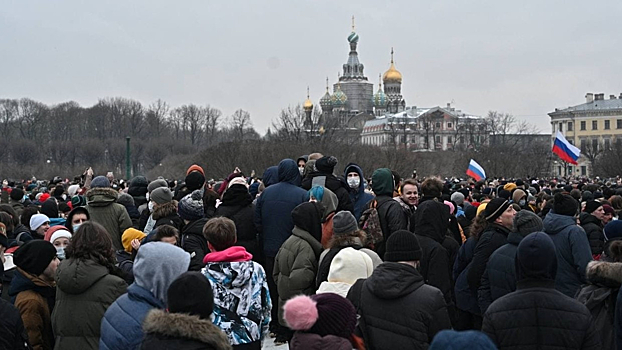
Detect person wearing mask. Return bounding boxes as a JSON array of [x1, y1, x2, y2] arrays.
[[301, 156, 353, 214], [343, 163, 374, 221], [150, 187, 183, 232], [52, 222, 127, 350], [482, 232, 600, 350], [46, 228, 72, 260]]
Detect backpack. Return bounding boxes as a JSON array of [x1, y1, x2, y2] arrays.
[[359, 200, 384, 248]]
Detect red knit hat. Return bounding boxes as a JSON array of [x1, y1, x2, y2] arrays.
[[186, 164, 205, 176]]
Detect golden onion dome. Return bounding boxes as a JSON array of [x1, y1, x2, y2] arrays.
[[303, 87, 313, 111], [383, 48, 402, 84]]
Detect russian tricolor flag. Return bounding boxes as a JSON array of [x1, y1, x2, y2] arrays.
[[466, 159, 486, 181], [552, 131, 580, 165]]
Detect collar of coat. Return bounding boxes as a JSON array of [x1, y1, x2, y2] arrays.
[[516, 278, 556, 290], [291, 226, 324, 257], [142, 309, 232, 350], [585, 260, 622, 288], [85, 187, 119, 203]]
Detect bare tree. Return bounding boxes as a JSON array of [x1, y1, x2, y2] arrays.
[[0, 99, 18, 139], [146, 99, 169, 138]]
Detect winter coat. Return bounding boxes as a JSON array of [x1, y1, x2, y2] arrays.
[[9, 199, 26, 218], [453, 236, 480, 315], [478, 231, 524, 313], [372, 195, 410, 258], [121, 203, 141, 228], [302, 172, 354, 214], [203, 255, 271, 345], [580, 212, 605, 256], [255, 159, 308, 258], [482, 278, 600, 350], [52, 258, 127, 350], [100, 284, 165, 350], [180, 218, 209, 271], [215, 201, 260, 263], [152, 201, 184, 232], [344, 163, 374, 221], [0, 298, 29, 350], [543, 212, 593, 297], [141, 309, 232, 350], [85, 187, 133, 251], [9, 268, 56, 350], [467, 223, 510, 296], [289, 332, 352, 350], [115, 250, 135, 284], [576, 261, 622, 350], [347, 262, 452, 350], [273, 226, 323, 324]]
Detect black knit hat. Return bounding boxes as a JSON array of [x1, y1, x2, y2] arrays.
[[10, 188, 24, 201], [315, 156, 338, 174], [13, 240, 57, 275], [553, 193, 578, 216], [484, 198, 510, 223], [384, 230, 422, 262], [516, 232, 557, 280], [584, 200, 603, 215], [185, 172, 206, 192], [167, 272, 214, 320]]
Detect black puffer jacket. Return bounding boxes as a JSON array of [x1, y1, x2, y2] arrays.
[[580, 212, 604, 256], [302, 172, 354, 214], [373, 195, 409, 258], [478, 231, 524, 313], [467, 223, 511, 295], [347, 262, 451, 350], [482, 279, 600, 350], [180, 218, 209, 271], [215, 186, 260, 263], [0, 298, 29, 350]]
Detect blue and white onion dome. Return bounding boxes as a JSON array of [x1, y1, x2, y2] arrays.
[[347, 31, 359, 43], [331, 85, 347, 106]]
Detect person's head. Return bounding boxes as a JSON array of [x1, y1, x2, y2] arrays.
[[401, 179, 419, 207], [133, 242, 191, 304], [29, 213, 50, 238], [13, 240, 59, 282], [122, 228, 147, 253], [484, 198, 515, 229], [202, 189, 220, 216], [0, 212, 14, 234], [384, 230, 422, 266], [429, 330, 497, 350], [292, 202, 324, 243], [450, 192, 465, 206], [421, 177, 444, 198], [150, 187, 173, 208], [553, 193, 579, 217], [516, 232, 557, 281], [90, 175, 111, 189], [65, 221, 118, 270], [153, 225, 179, 245], [21, 206, 40, 230], [603, 204, 615, 224], [177, 190, 204, 223], [203, 217, 237, 252], [284, 293, 357, 341], [167, 271, 214, 320], [65, 207, 89, 234], [324, 247, 373, 285], [297, 156, 308, 175], [308, 185, 324, 202], [585, 200, 605, 221], [0, 204, 20, 228], [513, 210, 544, 237], [610, 195, 622, 211], [371, 168, 394, 196], [332, 211, 359, 237], [315, 156, 338, 175], [346, 171, 361, 190], [185, 171, 206, 192], [50, 229, 72, 251], [512, 189, 527, 207]]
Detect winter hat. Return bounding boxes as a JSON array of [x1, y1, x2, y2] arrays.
[[603, 204, 615, 215], [128, 176, 149, 196], [444, 200, 455, 215], [513, 210, 543, 237], [167, 271, 214, 320], [516, 232, 557, 280], [41, 198, 59, 218], [185, 171, 206, 192], [484, 198, 510, 222], [30, 214, 50, 231], [44, 225, 69, 242], [553, 193, 578, 216], [584, 200, 603, 214], [71, 195, 86, 207], [482, 187, 493, 196], [122, 228, 146, 253], [147, 178, 168, 193], [384, 230, 422, 262], [67, 184, 80, 197], [53, 186, 64, 198], [332, 211, 358, 236], [13, 240, 57, 275], [39, 193, 50, 203], [465, 205, 478, 221], [430, 330, 497, 350], [49, 229, 72, 244], [503, 183, 517, 192], [58, 202, 71, 215], [515, 179, 524, 188], [451, 192, 465, 206], [476, 202, 488, 217], [150, 187, 173, 205], [581, 191, 594, 203], [10, 188, 24, 201], [186, 164, 205, 176], [512, 189, 527, 204], [371, 168, 394, 196], [498, 189, 511, 200], [117, 193, 135, 207], [327, 247, 374, 285], [284, 293, 357, 339], [178, 190, 204, 221], [604, 221, 622, 241], [91, 176, 110, 188], [227, 177, 248, 189], [315, 156, 338, 174], [292, 202, 324, 243]]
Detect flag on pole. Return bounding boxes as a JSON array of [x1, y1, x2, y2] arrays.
[[466, 159, 486, 181], [552, 131, 580, 165]]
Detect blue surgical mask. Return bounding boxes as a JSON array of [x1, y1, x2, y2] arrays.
[[519, 199, 526, 206], [56, 247, 66, 260], [72, 224, 82, 233]]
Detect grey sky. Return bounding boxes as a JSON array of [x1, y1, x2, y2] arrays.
[[2, 0, 621, 135]]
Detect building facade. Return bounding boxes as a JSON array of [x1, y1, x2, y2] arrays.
[[548, 92, 622, 176]]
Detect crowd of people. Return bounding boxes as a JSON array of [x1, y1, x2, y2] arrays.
[[1, 153, 622, 349]]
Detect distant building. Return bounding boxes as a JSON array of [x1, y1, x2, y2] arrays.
[[548, 92, 622, 176]]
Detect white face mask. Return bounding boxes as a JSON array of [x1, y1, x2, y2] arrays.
[[519, 199, 526, 206], [56, 247, 66, 260], [72, 223, 82, 233], [299, 167, 304, 176], [347, 177, 360, 189], [148, 201, 154, 211]]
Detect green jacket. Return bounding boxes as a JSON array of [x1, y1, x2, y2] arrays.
[[52, 258, 127, 350], [85, 187, 132, 250], [273, 226, 323, 324]]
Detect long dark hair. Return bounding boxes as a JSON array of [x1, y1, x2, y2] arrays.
[[469, 211, 489, 239], [65, 221, 116, 272]]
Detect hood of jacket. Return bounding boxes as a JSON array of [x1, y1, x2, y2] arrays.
[[321, 187, 338, 219], [585, 260, 622, 288], [371, 168, 394, 196], [278, 159, 302, 186], [414, 199, 449, 243], [506, 231, 525, 246], [579, 212, 603, 227], [292, 202, 324, 243], [317, 281, 352, 298], [203, 246, 253, 264], [86, 187, 119, 207], [9, 267, 55, 297], [543, 212, 577, 235], [143, 309, 231, 349], [291, 226, 324, 258], [152, 201, 178, 220], [262, 166, 279, 188], [204, 260, 258, 289], [366, 262, 424, 299], [56, 258, 110, 294], [134, 242, 190, 304], [344, 163, 366, 194]]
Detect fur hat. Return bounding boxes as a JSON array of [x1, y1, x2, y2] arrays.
[[91, 176, 110, 189], [284, 293, 356, 339], [178, 190, 204, 221], [151, 187, 173, 205], [13, 240, 57, 275], [167, 271, 214, 320], [332, 211, 358, 236], [384, 230, 422, 262]]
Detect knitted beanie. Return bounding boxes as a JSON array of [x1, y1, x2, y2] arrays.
[[604, 221, 622, 241], [185, 172, 206, 192], [122, 228, 147, 253], [167, 271, 214, 320], [516, 232, 557, 280], [327, 247, 374, 284], [91, 176, 110, 189], [484, 198, 510, 222], [147, 178, 168, 194], [384, 230, 422, 262], [315, 156, 338, 174], [117, 193, 135, 207], [30, 214, 50, 231], [178, 190, 204, 221], [13, 240, 57, 275], [71, 195, 87, 207], [450, 192, 464, 206], [151, 187, 173, 205], [332, 211, 358, 236], [513, 210, 543, 237], [284, 293, 357, 339], [186, 164, 205, 176], [10, 188, 24, 201], [584, 200, 603, 215], [553, 193, 578, 216], [49, 230, 72, 244]]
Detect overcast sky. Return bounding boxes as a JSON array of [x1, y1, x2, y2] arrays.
[[2, 0, 621, 135]]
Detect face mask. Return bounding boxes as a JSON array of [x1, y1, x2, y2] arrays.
[[56, 247, 66, 260], [148, 201, 154, 211], [519, 199, 526, 206], [72, 223, 82, 233], [299, 167, 304, 176], [347, 177, 360, 189]]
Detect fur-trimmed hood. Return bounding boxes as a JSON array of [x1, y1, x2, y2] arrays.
[[85, 187, 119, 207], [152, 201, 178, 220], [586, 260, 622, 288], [143, 309, 232, 350]]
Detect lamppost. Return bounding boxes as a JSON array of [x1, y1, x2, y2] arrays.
[[126, 137, 131, 180]]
